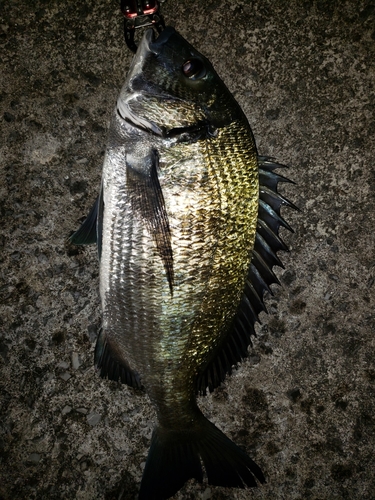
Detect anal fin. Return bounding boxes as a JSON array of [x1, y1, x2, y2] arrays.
[[94, 329, 142, 389]]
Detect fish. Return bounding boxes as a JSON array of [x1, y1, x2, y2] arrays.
[[70, 26, 295, 500]]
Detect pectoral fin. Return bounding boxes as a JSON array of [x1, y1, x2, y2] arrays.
[[126, 149, 174, 293]]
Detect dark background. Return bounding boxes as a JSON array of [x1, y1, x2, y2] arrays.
[[1, 1, 374, 498]]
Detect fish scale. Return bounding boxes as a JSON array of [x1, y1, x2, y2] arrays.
[[70, 26, 295, 500]]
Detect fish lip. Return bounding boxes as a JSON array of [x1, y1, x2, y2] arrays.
[[125, 29, 155, 87], [149, 26, 176, 54], [139, 28, 155, 54]]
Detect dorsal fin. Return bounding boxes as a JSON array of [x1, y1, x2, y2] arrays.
[[196, 157, 296, 395]]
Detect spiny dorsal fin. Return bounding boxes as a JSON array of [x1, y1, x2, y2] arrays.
[[196, 156, 296, 395]]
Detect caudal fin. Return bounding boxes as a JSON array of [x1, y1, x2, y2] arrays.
[[139, 414, 265, 500]]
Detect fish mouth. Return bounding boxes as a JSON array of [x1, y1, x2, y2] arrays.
[[139, 27, 156, 55], [116, 28, 171, 137], [149, 26, 177, 52]]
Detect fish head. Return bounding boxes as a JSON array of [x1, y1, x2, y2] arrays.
[[117, 27, 240, 137]]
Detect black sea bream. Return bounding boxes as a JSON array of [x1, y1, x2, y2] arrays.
[[71, 26, 295, 500]]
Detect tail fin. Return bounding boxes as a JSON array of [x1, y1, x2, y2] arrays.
[[139, 414, 265, 500]]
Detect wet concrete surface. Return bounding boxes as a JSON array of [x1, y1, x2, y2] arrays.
[[1, 0, 375, 499]]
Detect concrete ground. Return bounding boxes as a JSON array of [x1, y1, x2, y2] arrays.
[[1, 0, 374, 499]]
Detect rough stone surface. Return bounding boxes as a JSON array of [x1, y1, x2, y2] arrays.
[[1, 1, 374, 499]]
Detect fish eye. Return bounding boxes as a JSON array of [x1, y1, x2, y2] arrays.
[[181, 59, 206, 80]]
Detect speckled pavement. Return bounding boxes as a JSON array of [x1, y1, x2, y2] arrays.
[[1, 1, 374, 499]]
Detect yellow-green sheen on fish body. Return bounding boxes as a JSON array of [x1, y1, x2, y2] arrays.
[[70, 26, 295, 500]]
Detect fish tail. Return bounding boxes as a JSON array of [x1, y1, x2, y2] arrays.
[[139, 414, 265, 500]]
